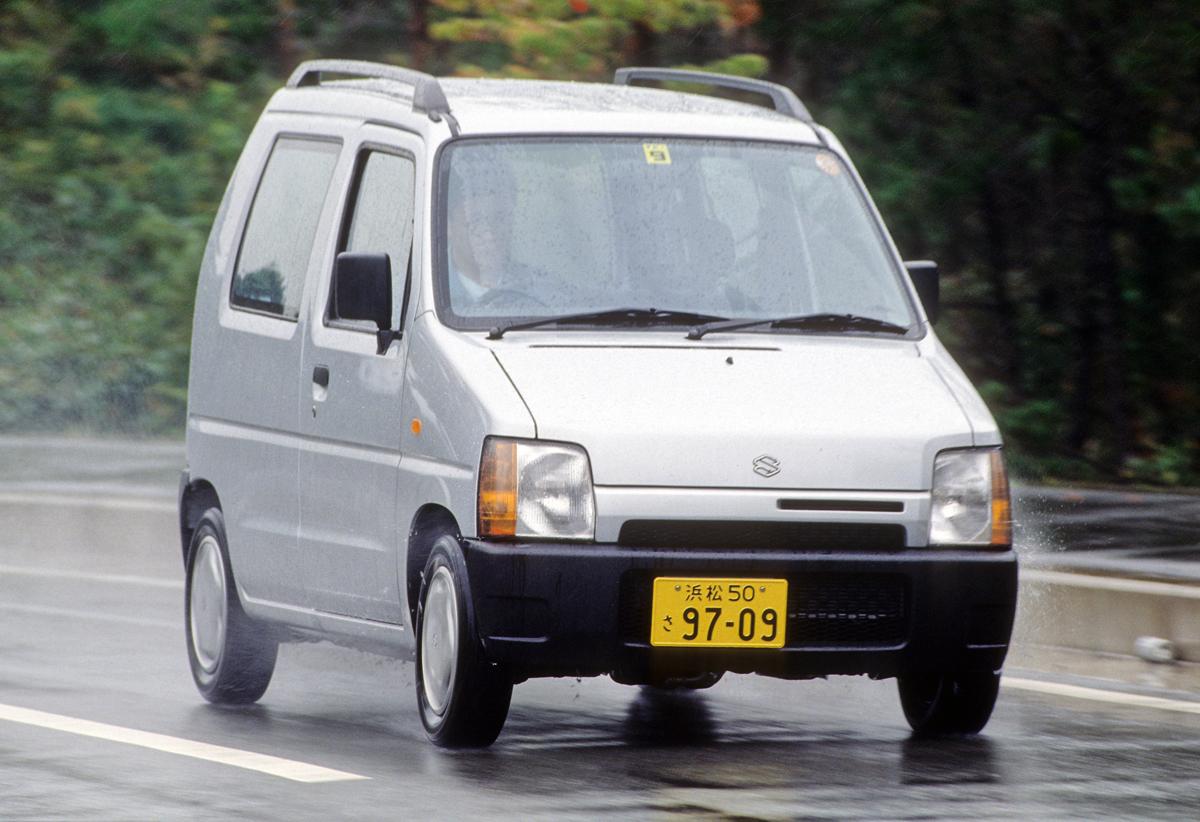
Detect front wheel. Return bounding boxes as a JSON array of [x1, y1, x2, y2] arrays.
[[898, 670, 1000, 735], [415, 536, 512, 747], [185, 508, 278, 704]]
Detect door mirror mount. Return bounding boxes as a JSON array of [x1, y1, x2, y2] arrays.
[[904, 260, 939, 324], [334, 252, 399, 354]]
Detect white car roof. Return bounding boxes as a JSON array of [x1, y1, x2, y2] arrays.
[[269, 75, 822, 144]]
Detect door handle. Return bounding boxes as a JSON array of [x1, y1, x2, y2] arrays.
[[312, 365, 330, 388]]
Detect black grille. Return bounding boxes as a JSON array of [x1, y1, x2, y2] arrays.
[[617, 521, 906, 552], [619, 572, 908, 648], [786, 574, 907, 646]]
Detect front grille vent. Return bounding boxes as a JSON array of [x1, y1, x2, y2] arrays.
[[787, 574, 907, 645], [777, 499, 904, 513], [617, 520, 906, 552]]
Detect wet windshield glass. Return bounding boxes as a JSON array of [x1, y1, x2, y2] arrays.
[[438, 138, 915, 332]]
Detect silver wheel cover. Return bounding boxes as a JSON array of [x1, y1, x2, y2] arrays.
[[189, 535, 228, 675], [421, 565, 459, 717]]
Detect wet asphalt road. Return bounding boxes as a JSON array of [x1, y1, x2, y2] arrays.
[[3, 440, 1200, 819]]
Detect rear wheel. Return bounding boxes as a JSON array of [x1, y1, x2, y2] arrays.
[[415, 535, 512, 747], [185, 508, 277, 704], [898, 670, 1000, 735]]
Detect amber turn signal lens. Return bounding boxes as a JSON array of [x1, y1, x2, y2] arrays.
[[478, 439, 517, 537], [989, 450, 1012, 547]]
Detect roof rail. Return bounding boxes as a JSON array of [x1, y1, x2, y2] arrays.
[[613, 67, 813, 123], [286, 59, 451, 120]]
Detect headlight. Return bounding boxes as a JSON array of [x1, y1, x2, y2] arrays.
[[929, 448, 1011, 547], [478, 437, 596, 540]]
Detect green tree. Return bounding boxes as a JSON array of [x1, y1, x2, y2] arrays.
[[1, 0, 1197, 485], [428, 0, 759, 79], [759, 0, 1200, 483]]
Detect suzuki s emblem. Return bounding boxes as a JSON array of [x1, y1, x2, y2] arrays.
[[753, 455, 781, 478]]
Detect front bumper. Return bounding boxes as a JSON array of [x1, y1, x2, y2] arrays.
[[463, 540, 1017, 685]]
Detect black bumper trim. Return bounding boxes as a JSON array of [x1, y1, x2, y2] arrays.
[[463, 540, 1017, 684]]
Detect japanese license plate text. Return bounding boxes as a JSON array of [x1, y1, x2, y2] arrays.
[[649, 577, 788, 648]]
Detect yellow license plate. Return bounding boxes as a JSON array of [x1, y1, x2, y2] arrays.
[[649, 577, 788, 648]]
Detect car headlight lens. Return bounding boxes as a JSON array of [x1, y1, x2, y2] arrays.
[[478, 437, 595, 540], [929, 448, 1011, 547]]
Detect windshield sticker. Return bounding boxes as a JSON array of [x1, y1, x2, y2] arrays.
[[815, 152, 841, 176], [643, 143, 672, 165]]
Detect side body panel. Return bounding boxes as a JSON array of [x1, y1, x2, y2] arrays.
[[296, 123, 425, 622], [393, 314, 537, 628], [186, 112, 347, 606]]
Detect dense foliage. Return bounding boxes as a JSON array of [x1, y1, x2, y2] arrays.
[[1, 0, 1197, 484]]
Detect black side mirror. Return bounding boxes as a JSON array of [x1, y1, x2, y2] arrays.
[[334, 252, 397, 353], [904, 260, 939, 324]]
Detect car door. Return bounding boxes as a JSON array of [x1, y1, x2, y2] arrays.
[[297, 124, 422, 622], [205, 127, 342, 607]]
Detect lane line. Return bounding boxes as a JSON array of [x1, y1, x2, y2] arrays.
[[0, 491, 175, 513], [1020, 568, 1200, 599], [0, 703, 369, 783], [1004, 676, 1200, 716], [0, 564, 183, 591], [0, 603, 177, 629]]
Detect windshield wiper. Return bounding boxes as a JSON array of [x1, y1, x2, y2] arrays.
[[488, 308, 729, 340], [686, 312, 910, 340]]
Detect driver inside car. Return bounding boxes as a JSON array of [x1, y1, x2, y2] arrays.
[[447, 164, 522, 311]]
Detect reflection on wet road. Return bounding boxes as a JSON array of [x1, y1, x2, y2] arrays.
[[3, 444, 1200, 819]]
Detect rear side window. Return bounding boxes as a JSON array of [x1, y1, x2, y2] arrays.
[[335, 150, 416, 328], [232, 137, 340, 319]]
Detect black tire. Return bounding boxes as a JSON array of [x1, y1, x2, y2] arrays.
[[898, 670, 1001, 735], [185, 508, 278, 704], [415, 535, 512, 747]]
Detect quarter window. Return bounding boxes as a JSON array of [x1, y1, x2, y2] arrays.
[[334, 150, 417, 329], [232, 137, 340, 319]]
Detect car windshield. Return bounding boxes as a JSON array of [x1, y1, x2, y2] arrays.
[[437, 137, 916, 333]]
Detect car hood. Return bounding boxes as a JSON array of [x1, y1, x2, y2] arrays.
[[493, 339, 975, 490]]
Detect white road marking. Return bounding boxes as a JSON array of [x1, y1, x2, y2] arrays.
[[0, 564, 183, 591], [0, 491, 175, 513], [0, 602, 177, 629], [0, 703, 369, 783], [1021, 568, 1200, 599], [1004, 676, 1200, 716]]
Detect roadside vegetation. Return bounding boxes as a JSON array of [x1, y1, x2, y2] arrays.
[[1, 1, 1197, 486]]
